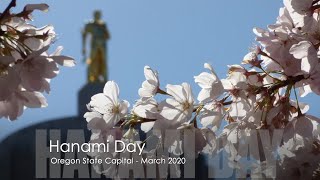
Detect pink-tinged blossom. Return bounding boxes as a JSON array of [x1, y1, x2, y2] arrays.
[[0, 3, 74, 120], [283, 115, 316, 141], [290, 41, 319, 74], [16, 46, 58, 93], [283, 0, 316, 32], [0, 57, 20, 101]]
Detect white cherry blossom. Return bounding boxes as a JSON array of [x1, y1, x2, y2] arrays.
[[199, 101, 224, 132], [138, 66, 159, 98], [158, 83, 194, 127], [17, 46, 58, 93], [88, 81, 129, 128], [194, 63, 224, 103], [132, 97, 158, 133]]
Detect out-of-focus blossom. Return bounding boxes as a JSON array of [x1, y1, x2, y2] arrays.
[[0, 90, 47, 120], [0, 3, 75, 120]]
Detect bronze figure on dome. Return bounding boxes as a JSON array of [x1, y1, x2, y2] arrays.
[[82, 10, 110, 82]]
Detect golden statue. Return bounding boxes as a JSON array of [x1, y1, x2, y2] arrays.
[[82, 10, 110, 83]]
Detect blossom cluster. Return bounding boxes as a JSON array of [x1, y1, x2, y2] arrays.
[[0, 1, 75, 120], [84, 0, 320, 178]]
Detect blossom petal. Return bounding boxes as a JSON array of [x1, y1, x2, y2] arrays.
[[103, 81, 119, 105]]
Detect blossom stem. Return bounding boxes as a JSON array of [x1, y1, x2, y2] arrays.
[[121, 116, 156, 128], [223, 101, 232, 106], [293, 85, 303, 116], [193, 104, 204, 114], [157, 88, 170, 96], [137, 118, 157, 123], [120, 119, 130, 128], [6, 31, 33, 53], [220, 94, 230, 103], [6, 35, 32, 55], [2, 36, 24, 56], [193, 116, 198, 128], [258, 66, 280, 81], [285, 83, 293, 97], [140, 134, 154, 146], [259, 51, 285, 70]]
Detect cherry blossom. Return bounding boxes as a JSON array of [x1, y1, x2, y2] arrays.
[[84, 0, 320, 178], [290, 41, 319, 74], [16, 46, 58, 93], [87, 81, 129, 129], [158, 83, 195, 128], [132, 97, 158, 133], [199, 101, 224, 132], [138, 66, 160, 98], [0, 60, 20, 101], [0, 90, 47, 120], [194, 63, 224, 103]]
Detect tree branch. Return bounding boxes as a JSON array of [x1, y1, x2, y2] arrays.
[[313, 0, 320, 5], [0, 0, 17, 22], [312, 4, 320, 12], [267, 75, 305, 93]]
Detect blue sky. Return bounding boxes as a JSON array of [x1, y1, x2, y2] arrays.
[[0, 0, 319, 139]]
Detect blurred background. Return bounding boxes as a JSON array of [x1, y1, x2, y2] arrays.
[[0, 0, 318, 140]]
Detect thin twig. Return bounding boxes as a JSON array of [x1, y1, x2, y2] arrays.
[[259, 51, 285, 70]]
